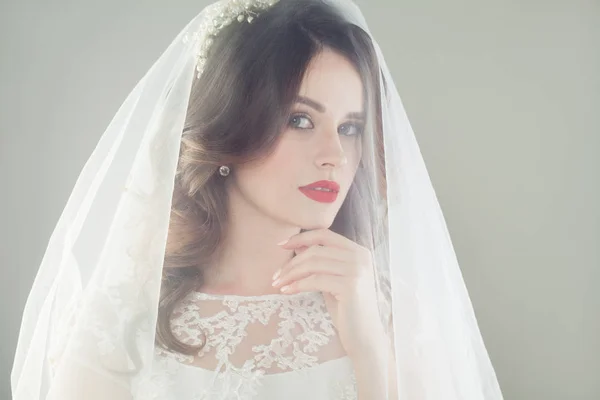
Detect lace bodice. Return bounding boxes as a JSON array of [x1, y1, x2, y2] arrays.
[[140, 291, 357, 400]]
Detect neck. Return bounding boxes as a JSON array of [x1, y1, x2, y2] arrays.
[[201, 186, 300, 296]]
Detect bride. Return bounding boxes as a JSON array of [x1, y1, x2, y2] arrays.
[[11, 0, 504, 399]]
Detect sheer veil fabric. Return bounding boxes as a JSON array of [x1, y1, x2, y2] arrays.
[[12, 0, 503, 399]]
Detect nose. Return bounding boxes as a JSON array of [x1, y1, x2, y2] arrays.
[[314, 131, 348, 169]]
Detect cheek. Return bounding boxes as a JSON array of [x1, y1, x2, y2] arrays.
[[235, 143, 300, 197], [260, 142, 300, 181], [343, 138, 363, 169]]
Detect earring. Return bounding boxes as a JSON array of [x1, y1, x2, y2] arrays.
[[219, 165, 230, 176]]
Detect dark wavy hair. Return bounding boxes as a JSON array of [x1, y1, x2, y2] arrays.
[[157, 0, 387, 355]]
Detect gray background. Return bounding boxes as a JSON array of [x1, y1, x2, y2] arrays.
[[1, 0, 598, 399]]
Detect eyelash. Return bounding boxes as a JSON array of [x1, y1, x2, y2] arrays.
[[288, 113, 364, 136]]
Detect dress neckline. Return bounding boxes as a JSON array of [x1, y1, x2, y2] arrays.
[[190, 290, 322, 302]]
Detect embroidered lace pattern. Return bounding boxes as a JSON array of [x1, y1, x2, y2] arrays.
[[152, 290, 356, 399]]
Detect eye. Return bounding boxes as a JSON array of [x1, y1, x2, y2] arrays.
[[288, 114, 314, 130], [338, 121, 364, 137]]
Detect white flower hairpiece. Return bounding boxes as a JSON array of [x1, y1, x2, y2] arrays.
[[184, 0, 280, 78]]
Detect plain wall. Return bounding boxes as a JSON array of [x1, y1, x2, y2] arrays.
[[1, 0, 598, 399]]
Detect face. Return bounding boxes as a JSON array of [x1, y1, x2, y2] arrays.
[[228, 48, 364, 230]]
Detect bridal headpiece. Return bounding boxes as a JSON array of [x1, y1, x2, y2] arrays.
[[184, 0, 280, 78]]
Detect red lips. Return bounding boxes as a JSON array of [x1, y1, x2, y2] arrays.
[[299, 180, 340, 203]]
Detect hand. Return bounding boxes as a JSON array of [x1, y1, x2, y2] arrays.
[[272, 228, 386, 360]]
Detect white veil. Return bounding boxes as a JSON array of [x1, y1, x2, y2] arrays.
[[12, 0, 503, 399]]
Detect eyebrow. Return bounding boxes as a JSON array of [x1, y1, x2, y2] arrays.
[[295, 96, 365, 120]]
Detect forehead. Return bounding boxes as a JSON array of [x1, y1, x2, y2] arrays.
[[298, 49, 364, 113]]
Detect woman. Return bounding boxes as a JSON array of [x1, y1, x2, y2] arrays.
[[12, 0, 504, 399]]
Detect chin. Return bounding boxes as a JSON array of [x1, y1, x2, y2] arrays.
[[296, 215, 336, 231]]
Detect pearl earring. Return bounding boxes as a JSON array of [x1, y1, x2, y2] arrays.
[[219, 165, 230, 177]]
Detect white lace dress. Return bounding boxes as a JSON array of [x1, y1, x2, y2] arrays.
[[141, 290, 358, 400]]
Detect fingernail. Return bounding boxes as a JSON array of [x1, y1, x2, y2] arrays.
[[277, 239, 289, 246], [280, 285, 290, 293], [272, 269, 281, 281], [272, 279, 280, 287]]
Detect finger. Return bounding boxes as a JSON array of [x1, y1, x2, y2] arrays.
[[290, 244, 353, 267], [279, 228, 357, 251], [273, 245, 354, 281], [280, 274, 349, 298], [273, 258, 350, 288], [293, 245, 309, 256]]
